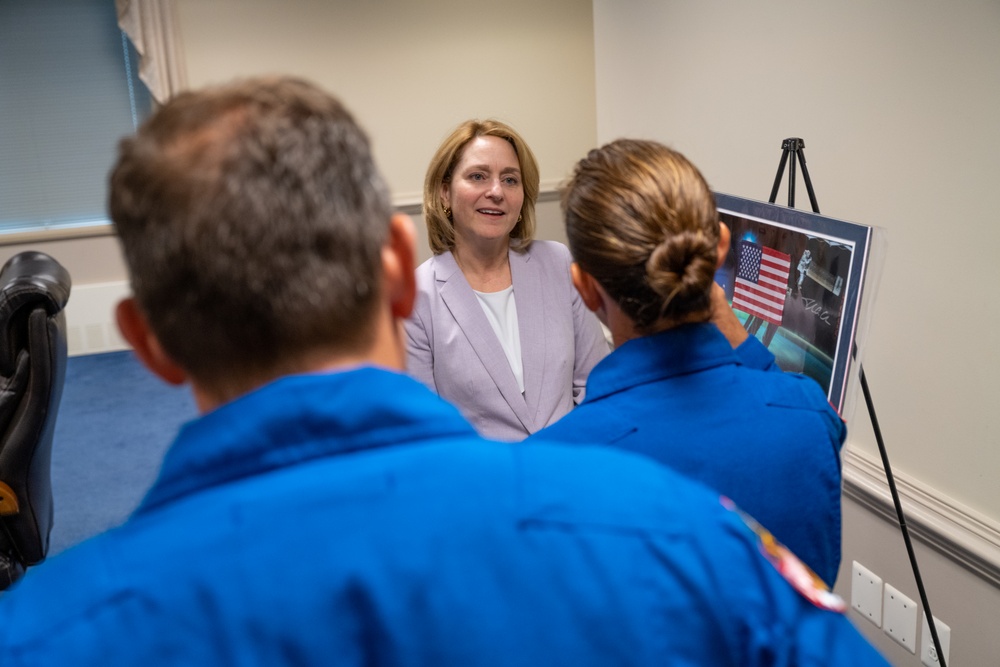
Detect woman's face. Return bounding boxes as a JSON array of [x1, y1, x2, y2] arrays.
[[442, 135, 524, 250]]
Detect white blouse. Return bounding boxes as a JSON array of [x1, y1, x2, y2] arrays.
[[473, 285, 524, 393]]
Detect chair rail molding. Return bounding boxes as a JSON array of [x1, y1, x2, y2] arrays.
[[843, 443, 1000, 587]]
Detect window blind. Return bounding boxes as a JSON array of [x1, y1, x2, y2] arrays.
[[0, 0, 151, 235]]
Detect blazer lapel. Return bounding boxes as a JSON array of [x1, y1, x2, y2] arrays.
[[435, 252, 533, 432], [510, 247, 546, 428]]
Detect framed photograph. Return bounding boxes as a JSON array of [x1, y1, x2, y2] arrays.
[[713, 193, 883, 416]]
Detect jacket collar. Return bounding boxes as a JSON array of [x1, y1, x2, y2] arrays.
[[136, 367, 476, 514], [584, 323, 741, 402]]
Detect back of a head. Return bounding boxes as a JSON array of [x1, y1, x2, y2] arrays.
[[109, 76, 392, 394], [562, 139, 720, 331]]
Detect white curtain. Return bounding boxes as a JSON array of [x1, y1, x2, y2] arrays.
[[116, 0, 187, 105]]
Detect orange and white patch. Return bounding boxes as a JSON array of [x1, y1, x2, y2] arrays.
[[721, 496, 847, 613]]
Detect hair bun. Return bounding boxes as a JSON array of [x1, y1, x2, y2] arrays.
[[561, 138, 720, 331], [645, 229, 716, 320]]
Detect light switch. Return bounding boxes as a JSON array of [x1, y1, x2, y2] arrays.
[[883, 583, 917, 653], [850, 561, 882, 627]]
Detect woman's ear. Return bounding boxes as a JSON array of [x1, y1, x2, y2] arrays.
[[115, 297, 187, 386], [439, 182, 451, 212], [571, 263, 604, 314], [716, 222, 732, 270]]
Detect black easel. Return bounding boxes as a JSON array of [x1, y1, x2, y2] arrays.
[[768, 138, 947, 666], [769, 138, 820, 213]]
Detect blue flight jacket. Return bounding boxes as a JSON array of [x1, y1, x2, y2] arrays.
[[531, 322, 846, 588], [0, 367, 882, 665]]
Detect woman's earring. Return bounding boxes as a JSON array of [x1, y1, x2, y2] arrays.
[[517, 214, 523, 223], [444, 206, 453, 221]]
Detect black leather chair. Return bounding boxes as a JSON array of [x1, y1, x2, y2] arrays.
[[0, 251, 70, 589]]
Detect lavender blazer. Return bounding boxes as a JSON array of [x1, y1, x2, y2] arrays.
[[404, 241, 610, 442]]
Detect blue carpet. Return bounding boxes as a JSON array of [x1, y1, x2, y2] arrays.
[[49, 350, 197, 555]]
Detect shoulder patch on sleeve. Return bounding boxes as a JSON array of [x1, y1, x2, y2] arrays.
[[720, 496, 847, 612]]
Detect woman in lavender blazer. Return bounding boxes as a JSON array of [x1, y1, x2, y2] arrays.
[[404, 120, 608, 441]]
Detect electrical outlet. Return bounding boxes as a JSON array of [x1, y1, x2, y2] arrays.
[[882, 584, 917, 652], [921, 616, 951, 667], [850, 561, 882, 627]]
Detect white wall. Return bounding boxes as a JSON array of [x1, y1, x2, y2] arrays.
[[176, 0, 597, 203], [592, 1, 1000, 662]]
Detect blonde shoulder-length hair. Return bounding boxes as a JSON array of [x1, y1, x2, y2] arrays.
[[423, 119, 539, 255]]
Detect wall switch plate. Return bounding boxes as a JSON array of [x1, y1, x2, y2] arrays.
[[882, 583, 917, 652], [921, 616, 951, 666], [851, 561, 883, 627]]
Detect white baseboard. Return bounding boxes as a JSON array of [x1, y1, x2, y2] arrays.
[[64, 280, 132, 356], [843, 444, 1000, 586]]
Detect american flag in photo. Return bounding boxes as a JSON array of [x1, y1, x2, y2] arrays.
[[733, 240, 791, 326]]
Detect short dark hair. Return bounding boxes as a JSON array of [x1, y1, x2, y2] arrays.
[[561, 139, 720, 331], [109, 76, 392, 393]]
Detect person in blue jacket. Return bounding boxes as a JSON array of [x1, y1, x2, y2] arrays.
[[530, 138, 846, 588], [0, 77, 885, 665]]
